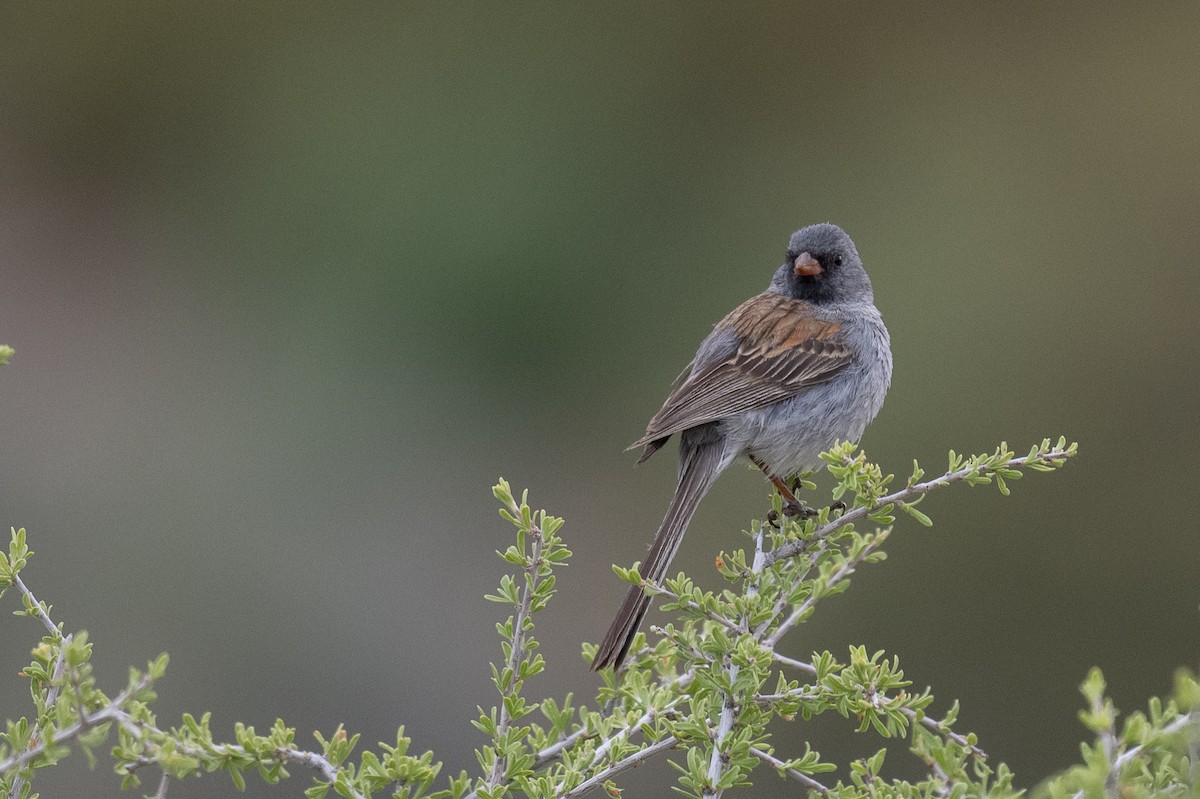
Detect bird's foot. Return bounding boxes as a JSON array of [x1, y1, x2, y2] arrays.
[[827, 500, 847, 515], [782, 498, 818, 519]]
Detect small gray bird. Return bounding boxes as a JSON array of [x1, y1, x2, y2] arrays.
[[592, 223, 892, 671]]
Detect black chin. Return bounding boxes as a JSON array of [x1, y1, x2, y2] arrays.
[[791, 275, 836, 303]]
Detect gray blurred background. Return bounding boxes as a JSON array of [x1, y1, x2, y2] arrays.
[[2, 3, 1198, 796]]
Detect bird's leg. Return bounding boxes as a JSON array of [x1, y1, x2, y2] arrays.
[[751, 456, 816, 519], [769, 474, 809, 516]]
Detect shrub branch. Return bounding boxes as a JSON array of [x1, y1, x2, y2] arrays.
[[18, 438, 1179, 799]]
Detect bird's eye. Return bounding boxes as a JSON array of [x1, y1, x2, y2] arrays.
[[833, 255, 844, 267]]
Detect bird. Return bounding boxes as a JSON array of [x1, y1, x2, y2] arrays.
[[591, 222, 892, 671]]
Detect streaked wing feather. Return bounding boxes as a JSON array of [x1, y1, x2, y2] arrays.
[[630, 293, 851, 450]]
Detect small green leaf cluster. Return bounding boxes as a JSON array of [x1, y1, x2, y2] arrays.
[[303, 726, 450, 799], [114, 713, 290, 791], [823, 440, 896, 516], [471, 480, 571, 799], [1037, 667, 1200, 799], [820, 745, 1019, 799], [0, 528, 168, 799], [945, 439, 1076, 494], [0, 527, 33, 600]]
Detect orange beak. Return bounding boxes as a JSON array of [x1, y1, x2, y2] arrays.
[[793, 252, 821, 277]]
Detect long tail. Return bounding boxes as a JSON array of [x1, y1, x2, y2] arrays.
[[591, 440, 723, 671]]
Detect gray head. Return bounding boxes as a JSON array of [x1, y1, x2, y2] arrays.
[[768, 223, 874, 304]]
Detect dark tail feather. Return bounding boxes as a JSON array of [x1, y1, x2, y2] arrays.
[[591, 441, 722, 671]]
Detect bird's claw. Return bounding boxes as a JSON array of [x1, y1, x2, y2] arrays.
[[782, 499, 818, 519]]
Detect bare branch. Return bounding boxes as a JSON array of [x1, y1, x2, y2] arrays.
[[772, 653, 818, 676]]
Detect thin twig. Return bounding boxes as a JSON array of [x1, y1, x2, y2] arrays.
[[532, 727, 589, 769], [752, 539, 828, 640], [754, 689, 822, 705], [0, 692, 131, 776], [772, 653, 818, 676], [754, 683, 989, 760], [1090, 685, 1120, 799], [484, 522, 546, 790], [749, 746, 829, 795], [1112, 710, 1200, 771], [6, 632, 73, 799], [537, 670, 696, 799], [276, 746, 342, 785], [764, 446, 1075, 567], [12, 572, 59, 636], [640, 582, 745, 637], [589, 697, 684, 769], [902, 707, 988, 759], [703, 527, 767, 798], [559, 735, 679, 799], [927, 753, 953, 798], [764, 532, 887, 648]]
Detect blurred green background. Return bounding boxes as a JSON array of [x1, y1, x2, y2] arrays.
[[2, 3, 1198, 796]]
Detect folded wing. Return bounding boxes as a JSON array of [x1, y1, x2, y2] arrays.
[[631, 293, 853, 461]]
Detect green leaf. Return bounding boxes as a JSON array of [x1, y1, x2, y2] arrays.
[[900, 503, 933, 527]]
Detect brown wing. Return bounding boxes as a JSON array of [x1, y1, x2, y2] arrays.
[[630, 293, 852, 460]]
